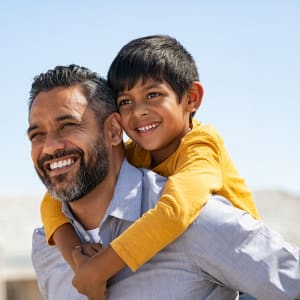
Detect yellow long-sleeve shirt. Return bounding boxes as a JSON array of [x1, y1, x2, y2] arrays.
[[41, 119, 259, 271]]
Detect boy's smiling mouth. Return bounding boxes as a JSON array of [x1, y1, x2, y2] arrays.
[[136, 122, 160, 133]]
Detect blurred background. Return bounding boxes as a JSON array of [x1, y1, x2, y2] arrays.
[[0, 1, 299, 299]]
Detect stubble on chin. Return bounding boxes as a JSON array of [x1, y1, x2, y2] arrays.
[[35, 167, 79, 204], [35, 134, 109, 204]]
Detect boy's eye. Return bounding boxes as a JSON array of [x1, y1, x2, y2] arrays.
[[117, 99, 132, 107], [147, 92, 161, 99]]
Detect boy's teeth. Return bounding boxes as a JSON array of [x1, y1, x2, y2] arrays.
[[138, 123, 158, 132], [50, 158, 73, 170]]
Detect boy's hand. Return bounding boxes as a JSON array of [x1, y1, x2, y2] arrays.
[[80, 243, 102, 257], [72, 246, 107, 300]]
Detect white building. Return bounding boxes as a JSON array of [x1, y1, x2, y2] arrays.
[[0, 194, 43, 300]]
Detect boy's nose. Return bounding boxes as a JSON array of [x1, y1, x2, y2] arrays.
[[133, 104, 149, 118]]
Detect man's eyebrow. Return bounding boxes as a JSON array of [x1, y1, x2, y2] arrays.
[[27, 124, 38, 136], [55, 114, 80, 122], [27, 114, 80, 136]]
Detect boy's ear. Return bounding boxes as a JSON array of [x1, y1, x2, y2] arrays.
[[186, 81, 204, 112], [104, 112, 123, 146]]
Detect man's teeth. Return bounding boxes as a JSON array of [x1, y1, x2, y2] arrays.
[[50, 158, 74, 170], [137, 123, 158, 132]]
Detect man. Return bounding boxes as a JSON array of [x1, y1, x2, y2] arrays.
[[29, 65, 300, 300]]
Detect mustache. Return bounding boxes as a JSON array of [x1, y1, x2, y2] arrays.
[[38, 149, 83, 169]]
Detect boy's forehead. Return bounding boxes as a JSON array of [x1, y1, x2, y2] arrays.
[[124, 78, 167, 91]]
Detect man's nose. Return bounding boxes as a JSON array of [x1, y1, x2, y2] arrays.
[[42, 132, 65, 155]]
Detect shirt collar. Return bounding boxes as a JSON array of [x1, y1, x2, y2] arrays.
[[62, 159, 143, 225], [102, 159, 143, 223]]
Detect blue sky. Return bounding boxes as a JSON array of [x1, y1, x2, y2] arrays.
[[1, 0, 299, 197]]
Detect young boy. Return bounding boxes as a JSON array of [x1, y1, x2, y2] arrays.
[[40, 35, 260, 293]]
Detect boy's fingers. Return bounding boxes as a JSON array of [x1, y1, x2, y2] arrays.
[[90, 243, 102, 252], [81, 243, 102, 256], [72, 246, 88, 267]]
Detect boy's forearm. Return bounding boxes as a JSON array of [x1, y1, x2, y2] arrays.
[[53, 223, 82, 271], [72, 245, 126, 296], [89, 246, 126, 281]]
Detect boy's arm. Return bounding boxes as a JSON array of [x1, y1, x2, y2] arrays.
[[70, 131, 223, 291], [65, 126, 253, 287], [110, 131, 224, 271], [40, 192, 70, 244], [52, 223, 82, 271], [41, 192, 83, 270], [72, 246, 125, 298]]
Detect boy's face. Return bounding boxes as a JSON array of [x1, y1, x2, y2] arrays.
[[116, 78, 191, 165]]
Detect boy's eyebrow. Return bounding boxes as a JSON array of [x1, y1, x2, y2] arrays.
[[119, 81, 163, 95], [143, 81, 163, 89], [27, 114, 80, 136]]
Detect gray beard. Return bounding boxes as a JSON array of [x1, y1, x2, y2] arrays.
[[36, 136, 109, 204]]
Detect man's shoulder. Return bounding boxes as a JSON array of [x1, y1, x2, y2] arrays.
[[32, 228, 83, 299], [32, 227, 47, 249], [120, 159, 166, 187], [140, 167, 166, 183], [32, 226, 64, 267], [138, 168, 166, 211]]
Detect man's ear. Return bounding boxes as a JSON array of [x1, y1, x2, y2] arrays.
[[186, 81, 204, 113], [104, 112, 123, 146]]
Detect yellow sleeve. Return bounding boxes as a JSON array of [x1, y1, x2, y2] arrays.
[[125, 138, 151, 168], [40, 192, 70, 245], [111, 129, 222, 271]]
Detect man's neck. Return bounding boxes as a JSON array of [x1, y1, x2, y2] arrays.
[[69, 155, 124, 230]]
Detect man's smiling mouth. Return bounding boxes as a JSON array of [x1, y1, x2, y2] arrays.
[[46, 157, 77, 171]]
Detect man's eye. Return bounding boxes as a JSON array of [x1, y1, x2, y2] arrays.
[[61, 123, 77, 130], [29, 132, 44, 142], [117, 99, 131, 107]]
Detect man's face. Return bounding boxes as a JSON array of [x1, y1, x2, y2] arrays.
[[28, 85, 109, 203]]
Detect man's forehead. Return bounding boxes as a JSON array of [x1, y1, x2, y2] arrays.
[[28, 86, 90, 127], [34, 85, 87, 106], [31, 86, 88, 114]]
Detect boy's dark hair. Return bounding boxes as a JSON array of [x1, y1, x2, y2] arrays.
[[29, 64, 117, 124], [107, 35, 199, 102]]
